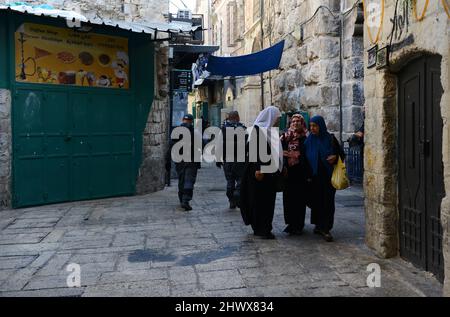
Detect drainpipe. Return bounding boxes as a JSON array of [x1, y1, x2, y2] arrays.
[[260, 0, 265, 110], [339, 11, 344, 145], [208, 0, 211, 44]]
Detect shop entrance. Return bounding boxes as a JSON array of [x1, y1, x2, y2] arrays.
[[12, 86, 135, 208]]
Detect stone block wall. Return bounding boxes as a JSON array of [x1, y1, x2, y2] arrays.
[[0, 89, 11, 210], [265, 0, 364, 138], [26, 0, 168, 23], [363, 1, 449, 294], [136, 44, 170, 194]]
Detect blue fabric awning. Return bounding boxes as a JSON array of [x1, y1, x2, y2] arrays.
[[206, 40, 285, 77]]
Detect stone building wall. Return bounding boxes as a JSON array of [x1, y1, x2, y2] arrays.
[[267, 0, 364, 139], [362, 1, 449, 294], [136, 44, 170, 194], [0, 90, 11, 211], [26, 0, 168, 23], [207, 0, 365, 135]]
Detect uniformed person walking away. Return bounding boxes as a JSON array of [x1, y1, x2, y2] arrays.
[[217, 111, 247, 210], [171, 114, 201, 211]]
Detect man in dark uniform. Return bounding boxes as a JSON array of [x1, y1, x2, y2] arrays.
[[217, 111, 247, 210], [171, 114, 201, 211]]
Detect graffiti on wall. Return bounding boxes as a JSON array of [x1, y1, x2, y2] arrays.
[[388, 0, 416, 52]]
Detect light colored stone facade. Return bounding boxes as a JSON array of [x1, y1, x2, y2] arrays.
[[26, 0, 167, 23], [267, 0, 364, 139], [136, 44, 170, 194], [199, 0, 364, 135], [0, 89, 11, 211], [363, 1, 449, 294]]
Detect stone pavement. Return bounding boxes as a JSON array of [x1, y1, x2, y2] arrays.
[[0, 164, 443, 297]]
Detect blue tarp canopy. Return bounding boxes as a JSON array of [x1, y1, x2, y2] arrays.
[[206, 40, 285, 77]]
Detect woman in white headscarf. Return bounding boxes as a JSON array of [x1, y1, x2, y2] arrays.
[[240, 106, 282, 239]]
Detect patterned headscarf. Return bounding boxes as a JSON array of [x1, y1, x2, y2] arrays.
[[282, 114, 308, 167]]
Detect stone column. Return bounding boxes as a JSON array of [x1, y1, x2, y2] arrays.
[[363, 70, 399, 258], [0, 89, 12, 210], [136, 44, 170, 194]]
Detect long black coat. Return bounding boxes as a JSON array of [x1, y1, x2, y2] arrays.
[[240, 126, 278, 235]]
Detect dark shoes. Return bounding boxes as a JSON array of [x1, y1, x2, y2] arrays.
[[254, 232, 276, 240], [323, 232, 334, 242], [181, 202, 192, 211], [283, 225, 303, 236], [229, 201, 237, 210], [262, 233, 276, 240], [314, 227, 334, 242]]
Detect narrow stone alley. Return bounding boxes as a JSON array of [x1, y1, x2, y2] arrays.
[[0, 164, 443, 297]]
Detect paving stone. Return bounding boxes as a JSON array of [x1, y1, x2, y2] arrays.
[[99, 269, 168, 284], [82, 280, 170, 297], [0, 267, 39, 291], [0, 288, 85, 297], [0, 255, 38, 270], [203, 287, 256, 297], [0, 269, 16, 285], [0, 232, 49, 245], [169, 284, 204, 297], [24, 273, 100, 290], [34, 253, 73, 276], [69, 252, 119, 265], [198, 269, 246, 291], [169, 266, 198, 285]]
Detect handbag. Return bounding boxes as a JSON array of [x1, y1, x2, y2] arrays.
[[331, 157, 350, 190]]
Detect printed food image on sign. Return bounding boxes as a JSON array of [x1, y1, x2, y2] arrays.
[[15, 23, 129, 89]]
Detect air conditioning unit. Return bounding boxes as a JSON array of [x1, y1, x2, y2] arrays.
[[177, 10, 192, 20]]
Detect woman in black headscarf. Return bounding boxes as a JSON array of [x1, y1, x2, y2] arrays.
[[240, 106, 282, 240], [305, 116, 344, 242]]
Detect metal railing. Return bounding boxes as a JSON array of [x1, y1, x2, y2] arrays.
[[343, 142, 364, 184]]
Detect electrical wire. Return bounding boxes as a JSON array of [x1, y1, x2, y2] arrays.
[[178, 0, 190, 10], [170, 0, 182, 10], [343, 0, 363, 17], [389, 0, 400, 50], [276, 1, 362, 42]]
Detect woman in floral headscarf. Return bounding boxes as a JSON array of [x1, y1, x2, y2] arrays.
[[280, 114, 311, 235]]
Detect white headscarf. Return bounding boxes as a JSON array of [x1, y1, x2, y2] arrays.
[[251, 106, 283, 172], [253, 106, 281, 128]]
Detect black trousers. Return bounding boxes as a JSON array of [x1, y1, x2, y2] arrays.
[[283, 165, 308, 230], [223, 162, 246, 203], [175, 162, 199, 204]]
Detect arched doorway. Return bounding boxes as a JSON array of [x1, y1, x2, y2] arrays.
[[398, 54, 445, 282]]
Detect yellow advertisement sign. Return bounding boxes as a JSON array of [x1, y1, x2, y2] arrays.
[[15, 23, 129, 89]]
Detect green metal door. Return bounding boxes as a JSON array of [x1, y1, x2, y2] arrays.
[[13, 87, 135, 208], [13, 88, 71, 206]]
